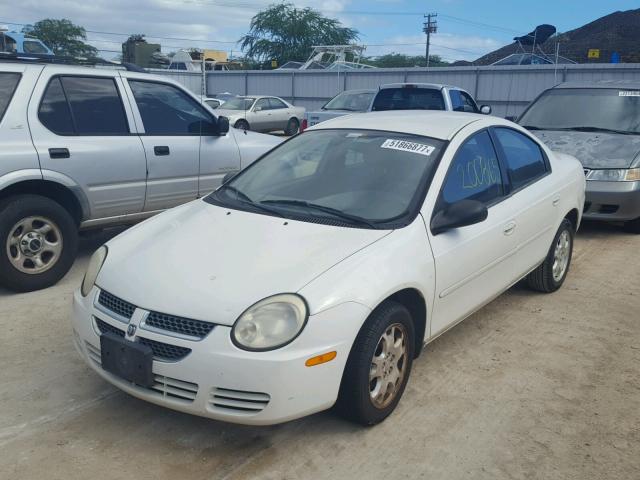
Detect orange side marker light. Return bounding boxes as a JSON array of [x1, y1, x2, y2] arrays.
[[305, 351, 337, 367]]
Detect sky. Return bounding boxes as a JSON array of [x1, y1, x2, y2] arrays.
[[1, 0, 638, 62]]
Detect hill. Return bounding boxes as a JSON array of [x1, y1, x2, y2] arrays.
[[474, 9, 640, 65]]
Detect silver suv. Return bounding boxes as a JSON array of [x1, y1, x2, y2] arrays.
[[0, 61, 282, 292]]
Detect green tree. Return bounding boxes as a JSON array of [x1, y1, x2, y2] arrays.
[[23, 19, 98, 57], [239, 3, 359, 65], [364, 53, 449, 68]]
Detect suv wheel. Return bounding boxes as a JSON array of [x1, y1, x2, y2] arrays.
[[526, 218, 574, 293], [337, 301, 415, 425], [0, 195, 78, 292]]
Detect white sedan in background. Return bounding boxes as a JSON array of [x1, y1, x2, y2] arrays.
[[72, 111, 585, 426], [215, 95, 305, 135]]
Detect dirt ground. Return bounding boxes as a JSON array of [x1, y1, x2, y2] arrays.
[[0, 221, 638, 480]]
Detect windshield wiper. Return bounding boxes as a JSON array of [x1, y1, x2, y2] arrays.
[[562, 126, 637, 135], [216, 185, 284, 217], [260, 199, 376, 227]]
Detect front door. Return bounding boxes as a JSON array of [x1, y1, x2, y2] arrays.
[[29, 69, 147, 219], [124, 78, 205, 212], [249, 98, 274, 131], [428, 130, 518, 336]]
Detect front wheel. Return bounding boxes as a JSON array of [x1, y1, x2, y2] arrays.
[[0, 195, 78, 292], [284, 118, 300, 136], [624, 217, 640, 234], [234, 119, 250, 131], [337, 301, 415, 425], [526, 218, 574, 293]]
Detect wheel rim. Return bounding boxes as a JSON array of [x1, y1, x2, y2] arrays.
[[6, 216, 63, 274], [552, 229, 571, 282], [369, 323, 409, 409]]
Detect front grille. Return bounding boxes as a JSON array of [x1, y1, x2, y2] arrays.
[[138, 337, 191, 362], [150, 374, 199, 402], [95, 317, 125, 337], [145, 311, 215, 339], [209, 387, 270, 415], [98, 290, 135, 319], [599, 204, 619, 214]]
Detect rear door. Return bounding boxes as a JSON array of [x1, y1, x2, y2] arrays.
[[29, 68, 147, 219], [490, 127, 558, 278], [123, 78, 206, 212], [427, 129, 518, 336]]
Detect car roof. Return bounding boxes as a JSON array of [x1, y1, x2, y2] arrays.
[[554, 80, 640, 90], [337, 88, 376, 94], [308, 110, 506, 140], [379, 82, 455, 90]]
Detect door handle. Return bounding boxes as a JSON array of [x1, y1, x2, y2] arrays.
[[552, 195, 560, 206], [154, 146, 170, 156], [48, 148, 70, 159], [503, 221, 517, 236]]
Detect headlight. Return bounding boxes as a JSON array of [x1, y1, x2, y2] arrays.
[[587, 168, 640, 182], [232, 294, 308, 351], [81, 246, 108, 297]]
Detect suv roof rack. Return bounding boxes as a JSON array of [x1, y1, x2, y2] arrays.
[[0, 52, 146, 72]]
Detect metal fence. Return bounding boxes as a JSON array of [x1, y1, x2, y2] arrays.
[[156, 63, 640, 118]]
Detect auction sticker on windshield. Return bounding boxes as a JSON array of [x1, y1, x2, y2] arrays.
[[381, 139, 436, 156], [619, 91, 640, 97]]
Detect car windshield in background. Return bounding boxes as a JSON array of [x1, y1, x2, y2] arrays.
[[323, 91, 375, 111], [372, 88, 445, 111], [222, 97, 255, 110], [519, 88, 640, 134], [207, 129, 444, 227]]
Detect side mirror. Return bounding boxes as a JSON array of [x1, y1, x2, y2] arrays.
[[222, 171, 238, 184], [504, 115, 517, 122], [480, 105, 492, 115], [430, 199, 488, 235], [217, 116, 229, 135]]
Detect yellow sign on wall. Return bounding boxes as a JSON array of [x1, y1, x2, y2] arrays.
[[588, 49, 600, 59]]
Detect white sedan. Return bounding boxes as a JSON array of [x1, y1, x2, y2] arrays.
[[71, 111, 585, 426], [215, 95, 305, 135]]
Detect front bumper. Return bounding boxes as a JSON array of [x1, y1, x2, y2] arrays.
[[71, 288, 369, 425], [583, 180, 640, 222]]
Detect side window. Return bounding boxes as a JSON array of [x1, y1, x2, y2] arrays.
[[204, 99, 220, 109], [268, 98, 287, 109], [0, 72, 21, 123], [440, 130, 503, 205], [38, 77, 75, 135], [129, 80, 211, 135], [61, 77, 129, 135], [493, 128, 547, 190], [450, 90, 477, 113], [254, 98, 270, 111]]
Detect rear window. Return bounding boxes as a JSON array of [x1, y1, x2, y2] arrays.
[[372, 87, 445, 112], [0, 72, 21, 124]]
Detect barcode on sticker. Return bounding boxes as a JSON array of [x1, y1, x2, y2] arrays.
[[381, 139, 435, 156], [619, 91, 640, 97]]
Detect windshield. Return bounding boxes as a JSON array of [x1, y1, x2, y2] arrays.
[[519, 88, 640, 134], [221, 97, 254, 110], [207, 129, 445, 227], [372, 88, 445, 111], [323, 91, 375, 111]]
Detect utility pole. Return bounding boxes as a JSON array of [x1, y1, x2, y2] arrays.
[[423, 13, 438, 68]]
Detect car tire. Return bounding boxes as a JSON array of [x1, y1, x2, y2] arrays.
[[234, 119, 250, 131], [337, 300, 415, 426], [526, 218, 574, 293], [624, 217, 640, 234], [284, 118, 300, 136], [0, 195, 78, 292]]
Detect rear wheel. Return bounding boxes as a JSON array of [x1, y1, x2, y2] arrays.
[[284, 118, 300, 136], [337, 301, 415, 425], [624, 217, 640, 234], [234, 119, 250, 131], [0, 195, 78, 292], [526, 218, 573, 293]]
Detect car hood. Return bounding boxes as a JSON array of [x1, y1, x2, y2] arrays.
[[306, 110, 356, 126], [232, 128, 283, 166], [97, 200, 390, 326], [531, 130, 640, 169]]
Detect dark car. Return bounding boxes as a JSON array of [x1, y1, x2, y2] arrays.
[[518, 81, 640, 233]]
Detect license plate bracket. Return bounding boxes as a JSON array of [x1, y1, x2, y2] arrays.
[[100, 332, 154, 388]]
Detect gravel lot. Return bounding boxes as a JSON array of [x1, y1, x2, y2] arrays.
[[1, 221, 638, 480]]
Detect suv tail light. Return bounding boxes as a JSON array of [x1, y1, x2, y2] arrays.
[[300, 119, 308, 132]]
